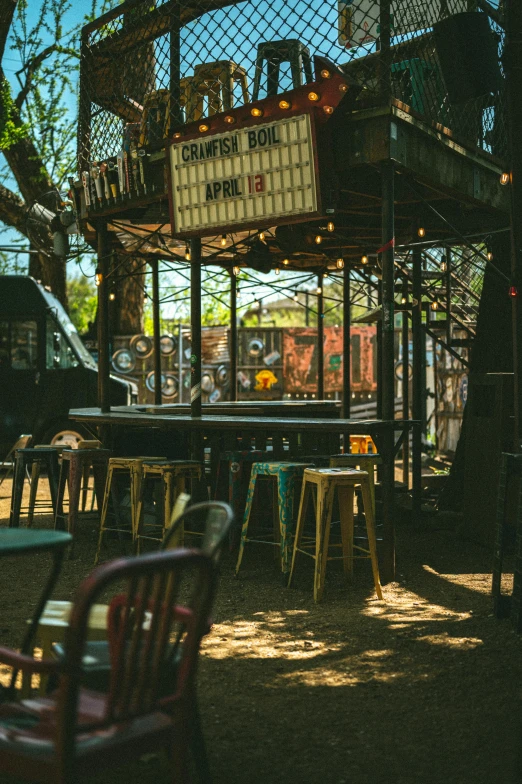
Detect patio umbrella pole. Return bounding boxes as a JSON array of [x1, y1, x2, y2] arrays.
[[151, 257, 162, 406]]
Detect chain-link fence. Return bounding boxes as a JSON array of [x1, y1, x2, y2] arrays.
[[78, 0, 507, 179]]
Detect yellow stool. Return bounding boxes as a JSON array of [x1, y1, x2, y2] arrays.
[[349, 435, 377, 454], [329, 453, 381, 516], [95, 456, 166, 564], [30, 600, 109, 695], [288, 468, 383, 602], [182, 60, 249, 122], [135, 460, 202, 551]]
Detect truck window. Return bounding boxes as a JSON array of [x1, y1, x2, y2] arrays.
[[46, 316, 79, 369], [0, 320, 38, 370]]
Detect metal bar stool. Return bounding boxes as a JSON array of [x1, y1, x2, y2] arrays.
[[349, 435, 377, 454], [55, 448, 111, 555], [214, 449, 269, 543], [288, 468, 383, 602], [94, 456, 166, 564], [235, 461, 313, 577], [329, 453, 382, 516], [183, 60, 249, 123], [9, 447, 62, 528], [252, 39, 313, 101], [135, 460, 203, 551]]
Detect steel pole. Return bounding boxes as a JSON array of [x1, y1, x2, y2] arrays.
[[317, 273, 324, 400], [230, 270, 238, 402], [401, 277, 410, 486], [342, 265, 351, 418], [190, 238, 202, 418], [96, 221, 111, 414], [151, 258, 162, 406], [412, 248, 423, 516]]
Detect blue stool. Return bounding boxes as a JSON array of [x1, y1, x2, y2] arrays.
[[235, 461, 313, 575]]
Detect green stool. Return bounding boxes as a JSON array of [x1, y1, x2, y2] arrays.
[[235, 461, 313, 576]]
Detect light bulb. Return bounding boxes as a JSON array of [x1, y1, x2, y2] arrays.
[[431, 301, 439, 311], [401, 296, 407, 304], [417, 227, 426, 238], [339, 83, 348, 93], [109, 292, 116, 301], [315, 235, 322, 244], [95, 270, 102, 286], [233, 266, 240, 276], [500, 172, 510, 185], [293, 292, 299, 301], [487, 251, 493, 261], [251, 107, 263, 117], [320, 69, 331, 79], [336, 258, 344, 269], [199, 123, 209, 133], [440, 261, 447, 272], [224, 115, 235, 124], [173, 132, 182, 139], [283, 258, 289, 265], [308, 91, 320, 102], [361, 254, 369, 264], [279, 100, 291, 110], [316, 286, 322, 294], [275, 267, 280, 275], [323, 105, 334, 115], [220, 234, 227, 247], [327, 221, 335, 232], [259, 231, 265, 241], [185, 245, 191, 261]]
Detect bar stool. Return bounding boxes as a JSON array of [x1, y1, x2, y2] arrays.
[[252, 39, 313, 101], [9, 447, 61, 528], [183, 60, 249, 122], [349, 435, 377, 454], [55, 448, 111, 544], [135, 460, 203, 551], [235, 461, 313, 576], [94, 456, 166, 564], [214, 449, 269, 542], [329, 453, 382, 516], [288, 468, 383, 602]]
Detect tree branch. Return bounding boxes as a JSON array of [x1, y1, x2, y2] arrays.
[[15, 43, 59, 110], [0, 180, 27, 235], [0, 0, 17, 64]]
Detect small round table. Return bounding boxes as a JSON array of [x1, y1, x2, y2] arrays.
[[0, 529, 72, 693]]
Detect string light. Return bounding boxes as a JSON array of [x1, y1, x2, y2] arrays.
[[336, 257, 344, 269], [109, 292, 116, 301], [440, 261, 447, 272], [316, 286, 322, 294], [315, 234, 322, 244], [220, 234, 227, 247], [327, 221, 335, 232], [259, 231, 265, 241], [487, 250, 494, 261], [185, 244, 191, 261], [401, 296, 407, 304], [361, 254, 369, 264], [417, 227, 426, 238], [293, 291, 299, 302], [500, 172, 510, 185], [283, 258, 289, 265], [275, 267, 280, 275], [233, 266, 240, 276], [95, 269, 103, 286], [431, 301, 439, 311]]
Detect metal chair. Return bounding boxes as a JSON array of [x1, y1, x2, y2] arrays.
[[0, 434, 32, 495], [9, 447, 61, 528], [252, 39, 313, 101], [0, 549, 215, 784], [182, 60, 249, 122]]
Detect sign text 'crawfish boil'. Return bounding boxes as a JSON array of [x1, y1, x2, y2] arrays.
[[169, 114, 318, 235]]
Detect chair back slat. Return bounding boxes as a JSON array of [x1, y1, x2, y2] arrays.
[[163, 501, 234, 563], [59, 550, 214, 746]]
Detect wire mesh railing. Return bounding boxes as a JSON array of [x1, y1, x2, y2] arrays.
[[78, 0, 507, 191]]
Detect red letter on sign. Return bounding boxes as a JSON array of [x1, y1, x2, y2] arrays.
[[255, 174, 265, 192]]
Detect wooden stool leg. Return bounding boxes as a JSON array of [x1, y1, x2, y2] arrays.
[[54, 460, 69, 531], [235, 471, 257, 575], [95, 466, 113, 565], [91, 461, 107, 514], [272, 479, 281, 568], [81, 463, 90, 511], [27, 461, 40, 527], [315, 482, 335, 602], [288, 479, 311, 587], [9, 456, 25, 528], [360, 479, 383, 600], [338, 486, 355, 583], [66, 457, 82, 539]]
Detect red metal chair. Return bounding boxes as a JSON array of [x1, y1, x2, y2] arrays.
[[0, 549, 215, 784]]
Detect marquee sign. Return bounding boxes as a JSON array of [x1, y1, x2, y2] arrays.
[[169, 112, 320, 237]]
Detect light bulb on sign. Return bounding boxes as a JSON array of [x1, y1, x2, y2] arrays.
[[279, 100, 291, 110], [320, 69, 331, 79], [251, 107, 263, 117], [323, 105, 334, 115], [199, 123, 209, 133], [308, 91, 320, 102]]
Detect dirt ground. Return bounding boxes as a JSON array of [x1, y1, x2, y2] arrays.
[[1, 477, 522, 784]]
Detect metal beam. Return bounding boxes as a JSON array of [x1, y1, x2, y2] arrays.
[[317, 273, 324, 400], [412, 248, 423, 516], [96, 221, 111, 414], [151, 257, 162, 406], [342, 266, 351, 418], [190, 238, 202, 418], [230, 270, 238, 402]]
